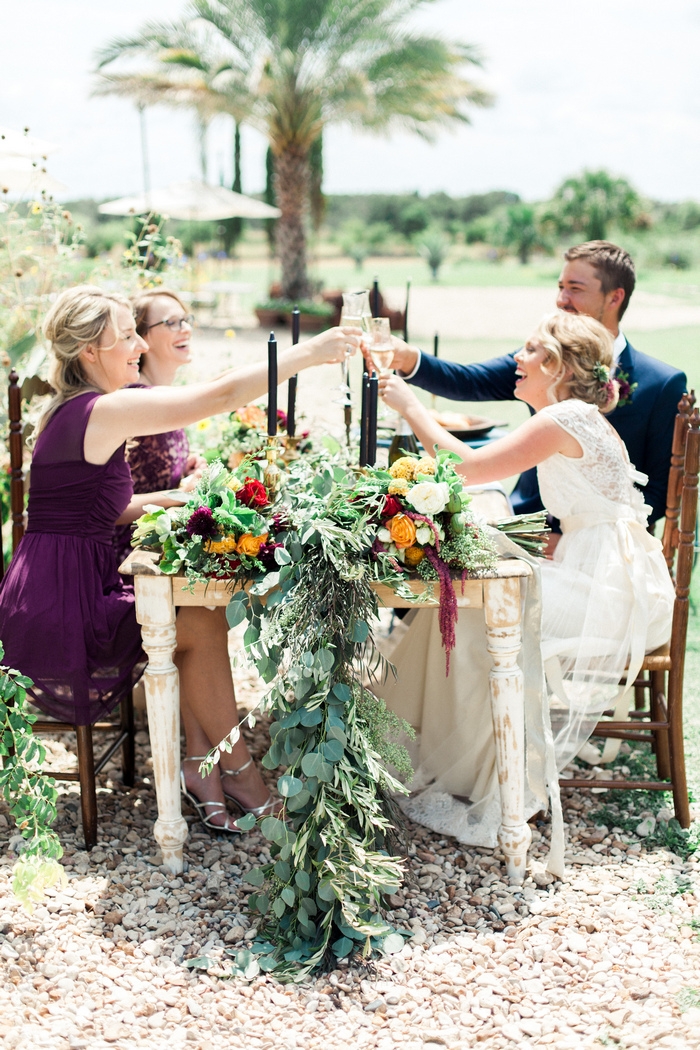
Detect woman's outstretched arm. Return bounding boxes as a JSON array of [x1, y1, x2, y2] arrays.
[[379, 373, 582, 485], [85, 327, 361, 463]]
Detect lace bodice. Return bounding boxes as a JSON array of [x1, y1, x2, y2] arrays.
[[537, 400, 649, 525]]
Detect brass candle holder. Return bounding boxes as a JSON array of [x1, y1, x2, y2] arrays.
[[263, 435, 282, 495], [282, 434, 301, 464]]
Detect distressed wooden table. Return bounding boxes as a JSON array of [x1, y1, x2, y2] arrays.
[[120, 552, 533, 881]]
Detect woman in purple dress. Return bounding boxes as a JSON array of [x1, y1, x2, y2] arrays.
[[0, 285, 361, 833], [113, 289, 206, 567]]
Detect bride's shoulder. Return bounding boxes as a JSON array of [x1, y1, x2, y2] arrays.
[[540, 398, 598, 423]]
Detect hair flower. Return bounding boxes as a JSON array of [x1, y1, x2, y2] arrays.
[[592, 361, 610, 384]]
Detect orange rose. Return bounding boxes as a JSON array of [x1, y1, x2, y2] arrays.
[[236, 404, 267, 428], [386, 514, 417, 550], [403, 545, 425, 568], [236, 532, 269, 557], [207, 535, 238, 555]]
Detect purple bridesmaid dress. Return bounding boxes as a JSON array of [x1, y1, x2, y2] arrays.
[[0, 392, 145, 725], [113, 383, 190, 568]]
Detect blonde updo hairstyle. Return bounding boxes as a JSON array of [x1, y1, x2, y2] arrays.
[[132, 287, 189, 337], [531, 311, 619, 414], [37, 285, 132, 433]]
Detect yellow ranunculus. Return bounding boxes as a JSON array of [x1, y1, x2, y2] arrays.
[[403, 545, 425, 568], [388, 477, 410, 496], [207, 535, 238, 555], [236, 532, 269, 557], [388, 457, 417, 481], [387, 514, 417, 550]]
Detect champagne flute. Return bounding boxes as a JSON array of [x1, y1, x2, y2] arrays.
[[336, 290, 371, 403], [367, 316, 394, 422]]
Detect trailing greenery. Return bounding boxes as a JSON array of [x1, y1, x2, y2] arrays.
[[0, 643, 64, 911]]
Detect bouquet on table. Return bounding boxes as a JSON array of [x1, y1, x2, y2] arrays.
[[191, 403, 311, 471], [346, 449, 498, 670], [131, 460, 281, 579]]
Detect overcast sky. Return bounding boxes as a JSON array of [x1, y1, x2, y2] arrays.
[[2, 0, 699, 203]]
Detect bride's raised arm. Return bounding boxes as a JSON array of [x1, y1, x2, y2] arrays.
[[378, 372, 581, 485]]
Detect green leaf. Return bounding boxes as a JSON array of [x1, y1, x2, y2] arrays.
[[295, 870, 311, 892], [281, 886, 296, 907], [317, 880, 338, 902], [326, 726, 347, 746], [185, 955, 215, 970], [331, 683, 352, 703], [277, 775, 303, 798], [301, 751, 323, 778], [234, 812, 257, 834], [382, 933, 405, 955], [226, 599, 248, 629], [299, 707, 323, 727], [274, 546, 292, 565], [321, 739, 344, 763], [272, 897, 286, 918], [332, 936, 353, 959], [260, 816, 288, 845], [274, 860, 291, 881], [244, 867, 265, 887], [352, 621, 369, 644], [315, 649, 334, 673]]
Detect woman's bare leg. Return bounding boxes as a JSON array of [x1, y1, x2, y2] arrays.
[[176, 606, 274, 822]]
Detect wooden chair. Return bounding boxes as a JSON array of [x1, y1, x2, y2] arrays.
[[560, 392, 698, 828], [3, 368, 135, 850]]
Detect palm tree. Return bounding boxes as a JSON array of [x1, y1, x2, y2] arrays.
[[96, 0, 492, 300]]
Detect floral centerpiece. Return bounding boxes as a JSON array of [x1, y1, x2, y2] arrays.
[[347, 449, 498, 670], [190, 403, 311, 472]]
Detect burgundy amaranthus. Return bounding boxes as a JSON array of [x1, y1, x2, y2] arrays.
[[424, 547, 458, 675], [186, 505, 218, 539]]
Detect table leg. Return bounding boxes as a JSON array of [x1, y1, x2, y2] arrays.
[[484, 576, 532, 883], [134, 576, 188, 874]]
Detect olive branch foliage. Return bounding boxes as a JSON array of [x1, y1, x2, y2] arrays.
[[0, 643, 65, 910]]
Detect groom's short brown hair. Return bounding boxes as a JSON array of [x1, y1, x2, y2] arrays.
[[564, 241, 636, 319]]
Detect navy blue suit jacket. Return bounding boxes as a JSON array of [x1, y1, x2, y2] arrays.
[[409, 341, 687, 523]]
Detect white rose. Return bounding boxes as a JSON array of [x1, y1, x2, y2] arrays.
[[415, 525, 432, 545], [377, 527, 392, 543], [407, 481, 450, 517]]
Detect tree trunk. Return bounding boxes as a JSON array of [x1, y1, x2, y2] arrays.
[[223, 121, 243, 253], [264, 146, 277, 257], [275, 148, 312, 301]]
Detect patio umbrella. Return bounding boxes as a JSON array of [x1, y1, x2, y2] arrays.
[[98, 180, 281, 221], [0, 127, 59, 158], [0, 156, 67, 195]]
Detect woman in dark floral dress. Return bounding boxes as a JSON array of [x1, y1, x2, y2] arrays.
[[113, 289, 205, 567]]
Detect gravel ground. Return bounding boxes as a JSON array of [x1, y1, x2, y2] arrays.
[[2, 654, 700, 1050]]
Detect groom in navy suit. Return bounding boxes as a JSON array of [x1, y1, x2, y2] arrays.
[[390, 241, 687, 526]]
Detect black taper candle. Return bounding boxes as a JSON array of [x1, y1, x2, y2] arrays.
[[287, 307, 300, 437], [403, 278, 411, 343], [267, 331, 278, 436], [433, 332, 439, 358], [372, 278, 380, 318], [367, 371, 379, 466], [359, 369, 369, 467]]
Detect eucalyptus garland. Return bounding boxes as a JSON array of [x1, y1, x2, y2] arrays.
[[132, 445, 546, 980]]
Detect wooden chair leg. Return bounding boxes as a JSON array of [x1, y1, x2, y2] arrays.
[[634, 680, 646, 712], [121, 690, 135, 787], [76, 725, 98, 851], [651, 670, 671, 781], [667, 667, 690, 828]]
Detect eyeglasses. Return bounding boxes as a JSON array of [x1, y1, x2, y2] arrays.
[[145, 314, 194, 332]]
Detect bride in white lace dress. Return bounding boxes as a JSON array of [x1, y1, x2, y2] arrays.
[[376, 312, 675, 851]]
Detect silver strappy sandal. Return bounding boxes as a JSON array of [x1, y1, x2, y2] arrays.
[[220, 758, 280, 817], [180, 757, 241, 835]]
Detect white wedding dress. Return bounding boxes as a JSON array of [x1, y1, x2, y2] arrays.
[[376, 399, 675, 858]]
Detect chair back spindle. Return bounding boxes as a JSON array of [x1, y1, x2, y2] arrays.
[[662, 390, 695, 571], [8, 369, 25, 554]]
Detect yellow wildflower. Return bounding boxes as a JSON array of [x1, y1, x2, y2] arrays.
[[388, 477, 410, 496], [388, 457, 416, 480], [196, 419, 211, 431]]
